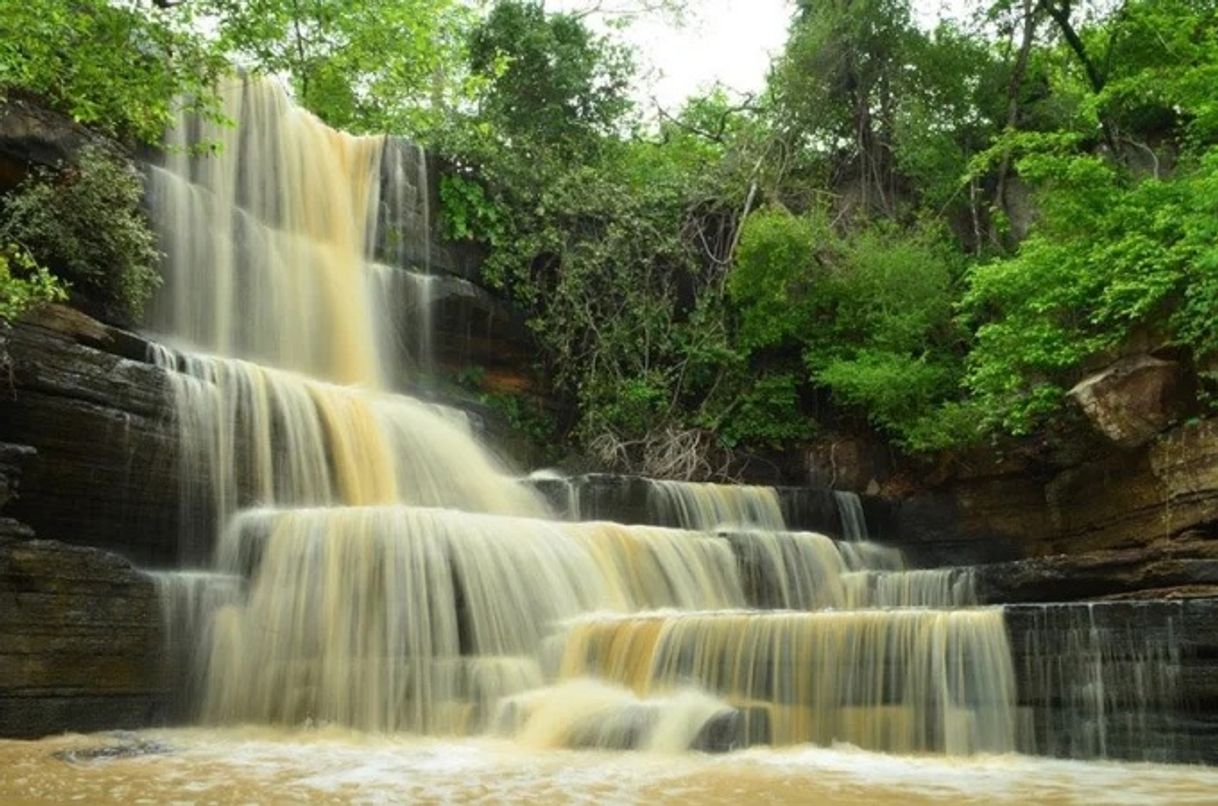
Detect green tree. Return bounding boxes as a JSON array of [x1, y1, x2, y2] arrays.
[[199, 0, 475, 134], [0, 0, 226, 143], [962, 0, 1218, 435], [467, 0, 635, 151]]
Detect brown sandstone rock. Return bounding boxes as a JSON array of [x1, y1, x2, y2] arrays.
[[1068, 354, 1191, 447]]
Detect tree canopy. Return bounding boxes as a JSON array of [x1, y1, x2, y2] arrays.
[[4, 0, 1217, 476]]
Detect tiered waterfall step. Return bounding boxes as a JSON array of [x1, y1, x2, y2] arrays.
[[553, 608, 1017, 756], [1006, 599, 1218, 765], [524, 473, 892, 539], [214, 505, 968, 613]]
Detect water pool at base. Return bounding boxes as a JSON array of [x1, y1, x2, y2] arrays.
[[2, 728, 1216, 805]]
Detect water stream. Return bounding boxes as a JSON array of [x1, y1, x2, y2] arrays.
[[13, 74, 1201, 801]]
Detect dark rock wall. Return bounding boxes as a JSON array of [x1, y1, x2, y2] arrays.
[[0, 308, 181, 568], [1005, 599, 1218, 764], [0, 413, 166, 739], [0, 97, 109, 192], [0, 540, 165, 738]]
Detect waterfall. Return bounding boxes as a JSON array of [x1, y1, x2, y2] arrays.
[[368, 264, 436, 386], [833, 490, 868, 541], [1013, 602, 1188, 762], [150, 571, 242, 718], [371, 139, 436, 383], [145, 75, 385, 386], [556, 608, 1017, 755], [646, 480, 787, 530], [139, 75, 1169, 761]]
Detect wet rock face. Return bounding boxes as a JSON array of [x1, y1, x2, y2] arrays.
[[973, 539, 1218, 604], [1005, 599, 1218, 765], [0, 540, 165, 738], [804, 436, 891, 493], [0, 308, 182, 568], [428, 273, 540, 397], [0, 98, 109, 191], [1068, 354, 1192, 447], [0, 444, 35, 515]]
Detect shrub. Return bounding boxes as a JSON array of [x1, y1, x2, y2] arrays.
[[1, 146, 161, 323], [714, 371, 814, 449], [0, 243, 67, 323], [728, 206, 827, 351]]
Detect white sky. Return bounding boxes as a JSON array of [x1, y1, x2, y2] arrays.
[[547, 0, 973, 113]]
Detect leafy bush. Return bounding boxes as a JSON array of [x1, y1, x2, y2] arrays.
[[0, 243, 67, 323], [479, 390, 559, 458], [728, 206, 827, 351], [726, 205, 968, 450], [1, 146, 162, 323], [713, 372, 814, 449], [962, 151, 1209, 434]]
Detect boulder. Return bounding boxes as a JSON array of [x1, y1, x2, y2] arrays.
[[1068, 354, 1191, 447], [0, 96, 114, 192], [973, 539, 1218, 604]]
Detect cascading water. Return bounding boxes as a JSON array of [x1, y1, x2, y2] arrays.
[[139, 75, 1187, 765], [1012, 602, 1189, 762], [369, 139, 437, 382], [145, 76, 384, 386], [833, 490, 868, 540], [556, 608, 1016, 755], [647, 480, 787, 530]]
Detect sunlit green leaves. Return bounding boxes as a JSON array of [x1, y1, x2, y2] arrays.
[[0, 243, 67, 324], [0, 0, 226, 144], [198, 0, 475, 136]]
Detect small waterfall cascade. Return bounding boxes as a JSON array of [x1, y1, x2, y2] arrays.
[[647, 480, 786, 530], [149, 571, 242, 718], [144, 76, 384, 386], [1012, 603, 1188, 762], [368, 263, 435, 383], [369, 139, 437, 383], [142, 76, 1187, 761], [833, 490, 868, 540]]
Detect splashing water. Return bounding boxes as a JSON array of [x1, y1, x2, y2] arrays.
[[126, 75, 1196, 774]]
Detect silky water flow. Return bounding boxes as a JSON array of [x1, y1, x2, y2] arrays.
[[127, 77, 1191, 771]]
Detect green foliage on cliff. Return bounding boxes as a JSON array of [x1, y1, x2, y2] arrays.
[[430, 0, 1218, 472], [0, 0, 225, 143], [3, 0, 1216, 471], [1, 147, 161, 323], [0, 244, 66, 324], [728, 206, 968, 452], [962, 0, 1218, 435]]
